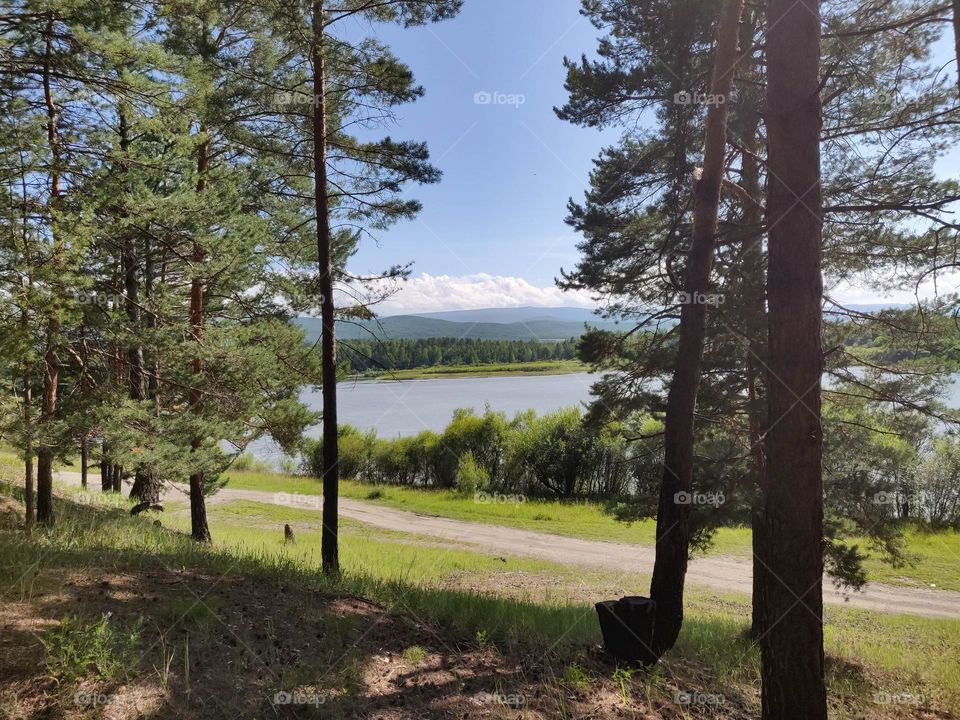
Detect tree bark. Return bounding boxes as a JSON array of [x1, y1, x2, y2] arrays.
[[22, 340, 34, 527], [101, 447, 111, 491], [80, 437, 88, 489], [761, 0, 827, 716], [729, 6, 769, 639], [953, 0, 960, 96], [188, 138, 212, 544], [312, 0, 339, 575], [36, 11, 61, 526], [648, 0, 746, 657]]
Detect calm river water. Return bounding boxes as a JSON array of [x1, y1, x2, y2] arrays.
[[249, 372, 960, 462], [305, 372, 597, 438]]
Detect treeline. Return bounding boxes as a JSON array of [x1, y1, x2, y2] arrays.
[[340, 338, 578, 373]]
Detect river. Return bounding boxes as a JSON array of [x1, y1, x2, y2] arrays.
[[249, 371, 960, 462]]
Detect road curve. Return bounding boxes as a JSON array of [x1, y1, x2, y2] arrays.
[[56, 472, 960, 620]]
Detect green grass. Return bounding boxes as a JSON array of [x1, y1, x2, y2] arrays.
[[40, 614, 144, 684], [224, 469, 753, 553], [223, 469, 960, 592], [20, 436, 960, 594], [859, 526, 960, 591], [349, 359, 587, 380], [3, 481, 960, 716]]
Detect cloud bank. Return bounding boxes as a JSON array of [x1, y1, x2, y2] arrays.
[[378, 273, 594, 314]]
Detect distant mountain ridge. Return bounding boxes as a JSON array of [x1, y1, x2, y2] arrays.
[[410, 306, 603, 324], [295, 303, 911, 343]]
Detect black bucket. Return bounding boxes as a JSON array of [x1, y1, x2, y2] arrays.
[[595, 596, 657, 666]]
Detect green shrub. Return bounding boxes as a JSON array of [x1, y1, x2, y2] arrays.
[[231, 453, 272, 474], [301, 425, 374, 480], [437, 408, 508, 487], [455, 452, 489, 497], [41, 614, 144, 684]]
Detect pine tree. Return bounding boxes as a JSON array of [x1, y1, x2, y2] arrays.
[[254, 0, 461, 572], [760, 0, 827, 714]]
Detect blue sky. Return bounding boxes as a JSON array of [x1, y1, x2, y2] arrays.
[[342, 1, 959, 314], [344, 0, 615, 311]]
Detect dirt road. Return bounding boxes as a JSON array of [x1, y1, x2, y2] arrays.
[[56, 472, 960, 620]]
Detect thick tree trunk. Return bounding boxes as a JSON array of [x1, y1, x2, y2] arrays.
[[648, 0, 745, 657], [36, 447, 53, 523], [188, 139, 211, 544], [761, 0, 827, 717], [112, 464, 122, 493], [312, 0, 339, 575]]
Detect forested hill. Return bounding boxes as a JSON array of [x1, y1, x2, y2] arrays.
[[340, 337, 578, 373], [296, 314, 621, 342]]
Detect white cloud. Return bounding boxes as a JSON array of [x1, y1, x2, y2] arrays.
[[377, 272, 594, 314], [828, 271, 960, 306]]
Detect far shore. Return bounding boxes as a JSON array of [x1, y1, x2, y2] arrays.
[[344, 359, 588, 382]]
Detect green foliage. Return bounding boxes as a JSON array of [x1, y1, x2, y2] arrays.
[[41, 614, 143, 684], [454, 452, 488, 497], [341, 337, 578, 373], [916, 437, 960, 527], [231, 454, 274, 474]]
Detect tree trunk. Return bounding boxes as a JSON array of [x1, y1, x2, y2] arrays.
[[312, 0, 339, 575], [730, 7, 768, 639], [112, 464, 122, 493], [23, 357, 34, 527], [116, 106, 161, 505], [36, 12, 61, 527], [648, 0, 745, 657], [101, 447, 111, 491], [953, 0, 960, 96], [80, 438, 88, 489], [761, 0, 827, 716], [188, 138, 212, 544]]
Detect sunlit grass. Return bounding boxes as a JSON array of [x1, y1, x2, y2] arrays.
[[3, 479, 960, 715]]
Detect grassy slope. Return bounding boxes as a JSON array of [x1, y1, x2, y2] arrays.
[[224, 469, 960, 592], [2, 471, 959, 718]]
